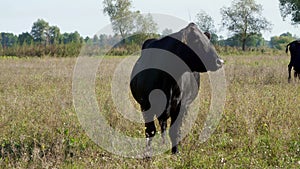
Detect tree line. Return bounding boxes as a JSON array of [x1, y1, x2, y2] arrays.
[[101, 0, 299, 52], [0, 19, 84, 57], [0, 0, 299, 57], [0, 22, 296, 57]]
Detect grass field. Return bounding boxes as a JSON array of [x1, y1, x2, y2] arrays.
[[0, 54, 299, 168]]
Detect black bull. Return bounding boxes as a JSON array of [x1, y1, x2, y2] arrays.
[[286, 40, 300, 82], [130, 23, 223, 154]]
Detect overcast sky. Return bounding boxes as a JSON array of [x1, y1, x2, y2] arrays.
[[0, 0, 298, 40]]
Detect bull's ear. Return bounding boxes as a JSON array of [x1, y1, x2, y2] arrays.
[[188, 22, 196, 27], [204, 32, 211, 40]]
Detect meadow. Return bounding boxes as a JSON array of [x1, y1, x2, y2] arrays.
[[0, 54, 299, 168]]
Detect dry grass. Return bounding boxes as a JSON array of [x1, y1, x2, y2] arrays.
[[0, 55, 299, 168]]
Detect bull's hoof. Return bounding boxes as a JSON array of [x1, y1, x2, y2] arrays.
[[143, 154, 152, 160], [143, 152, 152, 159], [171, 146, 179, 154], [144, 146, 153, 159]]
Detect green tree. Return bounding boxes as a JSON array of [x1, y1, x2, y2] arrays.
[[220, 0, 272, 51], [133, 12, 157, 34], [49, 26, 61, 45], [0, 33, 18, 47], [61, 33, 69, 44], [246, 33, 265, 47], [103, 0, 157, 39], [98, 34, 107, 47], [30, 19, 50, 45], [18, 32, 33, 46], [279, 0, 300, 24], [0, 41, 2, 55], [280, 32, 293, 37], [61, 32, 82, 44], [103, 0, 134, 38], [195, 10, 216, 33], [93, 35, 100, 46], [194, 11, 220, 44], [270, 32, 296, 50], [220, 34, 241, 47], [84, 36, 92, 44], [210, 33, 220, 45], [68, 31, 82, 44]]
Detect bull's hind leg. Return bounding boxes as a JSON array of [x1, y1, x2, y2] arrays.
[[294, 70, 298, 81], [288, 65, 292, 83], [144, 121, 155, 157], [169, 102, 183, 154], [141, 106, 156, 157], [158, 112, 168, 144]]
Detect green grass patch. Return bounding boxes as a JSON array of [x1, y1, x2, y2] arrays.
[[0, 55, 299, 168]]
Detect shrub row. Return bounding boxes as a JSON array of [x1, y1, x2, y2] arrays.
[[0, 43, 285, 57]]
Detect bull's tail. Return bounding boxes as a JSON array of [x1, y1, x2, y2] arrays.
[[286, 40, 300, 53], [286, 43, 291, 53]]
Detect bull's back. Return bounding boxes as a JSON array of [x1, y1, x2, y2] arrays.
[[142, 39, 157, 49]]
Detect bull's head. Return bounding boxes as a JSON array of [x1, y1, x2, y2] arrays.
[[174, 23, 224, 72]]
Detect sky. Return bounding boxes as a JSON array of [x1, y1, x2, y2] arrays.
[[0, 0, 299, 40]]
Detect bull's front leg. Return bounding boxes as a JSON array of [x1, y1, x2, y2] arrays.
[[288, 65, 292, 83]]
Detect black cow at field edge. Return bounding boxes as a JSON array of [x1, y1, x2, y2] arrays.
[[286, 40, 300, 82], [130, 23, 224, 155]]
